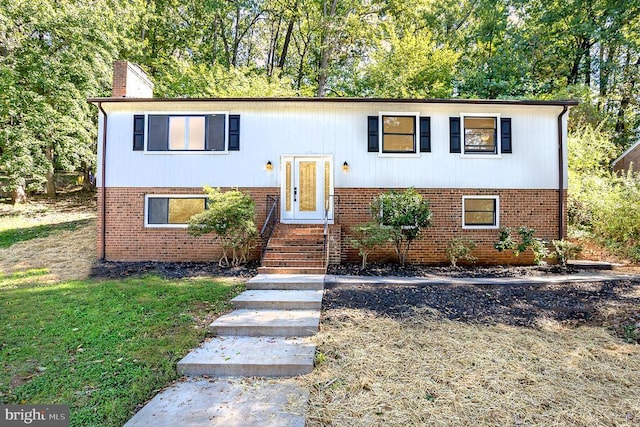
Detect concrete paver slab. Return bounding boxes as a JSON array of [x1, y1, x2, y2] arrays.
[[177, 336, 315, 377], [211, 309, 321, 337], [232, 290, 323, 310], [124, 378, 308, 427], [246, 274, 325, 290]]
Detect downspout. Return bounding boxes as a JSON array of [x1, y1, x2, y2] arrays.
[[97, 102, 108, 261], [557, 105, 569, 240]]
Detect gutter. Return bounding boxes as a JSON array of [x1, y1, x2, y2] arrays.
[[97, 102, 108, 261], [558, 105, 569, 240]]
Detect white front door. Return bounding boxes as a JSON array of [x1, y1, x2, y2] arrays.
[[281, 156, 333, 223]]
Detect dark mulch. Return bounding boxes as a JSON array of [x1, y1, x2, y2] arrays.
[[90, 260, 259, 280], [325, 263, 640, 344], [327, 262, 579, 278]]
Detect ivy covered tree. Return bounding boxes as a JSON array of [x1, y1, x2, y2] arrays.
[[370, 188, 432, 267]]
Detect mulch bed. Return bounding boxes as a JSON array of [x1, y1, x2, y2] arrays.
[[325, 263, 640, 344], [90, 260, 258, 280]]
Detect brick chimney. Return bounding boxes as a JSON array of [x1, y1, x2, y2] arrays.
[[112, 61, 154, 98]]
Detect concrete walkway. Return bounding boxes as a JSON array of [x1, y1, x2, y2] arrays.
[[326, 270, 636, 287], [125, 274, 324, 427]]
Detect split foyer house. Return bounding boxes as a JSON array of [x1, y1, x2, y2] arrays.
[[90, 61, 577, 271]]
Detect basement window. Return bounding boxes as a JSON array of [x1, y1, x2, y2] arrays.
[[462, 196, 499, 229], [145, 195, 207, 228]]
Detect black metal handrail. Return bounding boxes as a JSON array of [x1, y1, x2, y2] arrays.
[[323, 194, 340, 268], [261, 195, 279, 259]]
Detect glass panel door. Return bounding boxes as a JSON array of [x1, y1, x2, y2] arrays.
[[281, 156, 332, 222]]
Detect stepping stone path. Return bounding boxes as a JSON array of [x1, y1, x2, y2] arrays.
[[125, 274, 324, 426]]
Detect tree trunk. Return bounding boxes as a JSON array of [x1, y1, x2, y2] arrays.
[[13, 184, 27, 204], [278, 0, 298, 70], [316, 0, 338, 97], [45, 145, 56, 197]]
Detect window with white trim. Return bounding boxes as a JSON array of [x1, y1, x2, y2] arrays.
[[464, 116, 497, 154], [462, 196, 499, 229], [382, 115, 416, 153], [145, 195, 207, 227], [135, 113, 240, 153]]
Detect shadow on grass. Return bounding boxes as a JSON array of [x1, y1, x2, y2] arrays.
[[0, 218, 92, 248], [323, 279, 640, 335]]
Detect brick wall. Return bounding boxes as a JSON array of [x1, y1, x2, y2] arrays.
[[98, 187, 565, 265], [97, 187, 278, 261], [334, 188, 566, 265]]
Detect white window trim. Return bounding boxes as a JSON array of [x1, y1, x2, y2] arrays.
[[460, 113, 501, 159], [141, 111, 230, 155], [462, 195, 500, 229], [144, 194, 207, 228], [378, 112, 421, 158]]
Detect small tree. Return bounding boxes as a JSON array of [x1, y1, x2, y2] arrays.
[[370, 188, 432, 267], [552, 239, 583, 267], [188, 186, 257, 267], [447, 238, 477, 267], [349, 222, 392, 268], [494, 226, 549, 265]]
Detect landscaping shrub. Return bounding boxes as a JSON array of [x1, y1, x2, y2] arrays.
[[552, 239, 583, 267], [494, 226, 549, 265], [370, 188, 432, 266], [349, 222, 392, 268], [188, 186, 257, 266], [446, 237, 477, 267]]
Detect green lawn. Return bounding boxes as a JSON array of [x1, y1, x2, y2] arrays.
[[0, 274, 243, 426]]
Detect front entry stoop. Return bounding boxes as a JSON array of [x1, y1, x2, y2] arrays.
[[258, 224, 327, 274], [125, 274, 324, 426]]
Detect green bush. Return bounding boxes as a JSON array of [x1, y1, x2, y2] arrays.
[[370, 188, 432, 266], [349, 222, 392, 268], [188, 186, 257, 266], [494, 227, 549, 265], [567, 123, 640, 260], [552, 239, 582, 267], [446, 238, 477, 267]]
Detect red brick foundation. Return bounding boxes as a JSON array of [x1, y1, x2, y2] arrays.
[[97, 187, 278, 261], [98, 187, 566, 265], [335, 188, 566, 265]]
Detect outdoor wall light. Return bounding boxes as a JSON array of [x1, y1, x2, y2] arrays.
[[265, 160, 273, 171], [342, 161, 350, 172]]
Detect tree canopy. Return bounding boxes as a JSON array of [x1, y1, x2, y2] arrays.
[[1, 0, 639, 200]]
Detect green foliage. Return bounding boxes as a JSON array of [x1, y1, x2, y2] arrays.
[[370, 188, 432, 266], [0, 274, 241, 426], [349, 222, 392, 268], [446, 238, 477, 267], [494, 227, 549, 265], [188, 187, 257, 267], [568, 124, 640, 260], [552, 240, 583, 267]]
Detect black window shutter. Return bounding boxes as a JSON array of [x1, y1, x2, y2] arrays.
[[420, 117, 431, 152], [147, 115, 169, 151], [368, 116, 379, 152], [133, 115, 144, 151], [450, 117, 461, 153], [228, 115, 240, 151], [501, 117, 512, 153], [206, 115, 226, 151]]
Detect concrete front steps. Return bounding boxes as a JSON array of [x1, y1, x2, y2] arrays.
[[258, 224, 327, 274], [176, 274, 325, 378]]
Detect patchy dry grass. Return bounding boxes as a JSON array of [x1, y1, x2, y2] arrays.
[[0, 192, 96, 282], [303, 309, 640, 426]]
